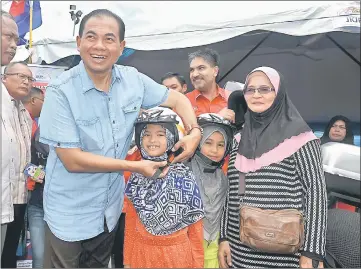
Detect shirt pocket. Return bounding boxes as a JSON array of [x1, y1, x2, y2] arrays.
[[122, 97, 141, 132], [76, 117, 104, 151]]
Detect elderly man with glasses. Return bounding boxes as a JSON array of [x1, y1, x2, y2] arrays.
[[1, 61, 34, 267]]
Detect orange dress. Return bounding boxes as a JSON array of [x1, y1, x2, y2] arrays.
[[123, 147, 204, 268], [124, 199, 204, 268]]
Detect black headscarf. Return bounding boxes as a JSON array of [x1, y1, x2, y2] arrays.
[[320, 115, 354, 145], [235, 67, 318, 173]]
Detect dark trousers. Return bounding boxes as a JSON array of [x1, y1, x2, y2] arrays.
[[1, 204, 27, 268], [111, 213, 125, 268], [43, 219, 118, 268]]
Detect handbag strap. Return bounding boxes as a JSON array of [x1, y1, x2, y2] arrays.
[[238, 172, 246, 196]]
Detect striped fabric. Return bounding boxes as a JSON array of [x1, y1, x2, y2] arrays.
[[220, 138, 327, 268]]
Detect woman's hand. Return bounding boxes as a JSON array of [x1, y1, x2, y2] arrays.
[[124, 265, 130, 268], [299, 256, 324, 268], [218, 241, 232, 268]]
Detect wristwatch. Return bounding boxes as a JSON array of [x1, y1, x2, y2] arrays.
[[187, 124, 203, 136]]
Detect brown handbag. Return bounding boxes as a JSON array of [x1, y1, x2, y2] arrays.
[[238, 173, 305, 254]]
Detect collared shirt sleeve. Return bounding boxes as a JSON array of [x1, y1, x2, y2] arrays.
[[38, 85, 81, 148], [138, 72, 169, 109]]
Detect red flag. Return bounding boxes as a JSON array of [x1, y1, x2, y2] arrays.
[[9, 0, 26, 17]]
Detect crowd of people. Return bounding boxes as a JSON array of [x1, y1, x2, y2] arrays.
[[1, 7, 358, 269]]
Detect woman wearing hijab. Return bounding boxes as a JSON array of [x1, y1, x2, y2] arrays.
[[124, 108, 204, 268], [320, 115, 354, 145], [218, 67, 327, 268], [186, 113, 234, 268]]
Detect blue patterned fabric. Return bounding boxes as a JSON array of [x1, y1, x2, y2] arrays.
[[125, 123, 204, 236]]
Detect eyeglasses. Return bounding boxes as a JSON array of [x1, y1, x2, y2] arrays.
[[5, 73, 36, 83], [244, 86, 275, 96], [331, 124, 346, 130], [33, 97, 44, 102]]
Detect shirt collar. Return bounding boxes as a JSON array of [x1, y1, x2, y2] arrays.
[[2, 82, 16, 104], [195, 85, 226, 100], [78, 60, 122, 93], [28, 111, 35, 120]]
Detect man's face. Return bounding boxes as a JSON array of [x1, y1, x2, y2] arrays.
[[189, 57, 218, 92], [1, 16, 19, 65], [162, 77, 187, 94], [76, 15, 125, 75], [31, 92, 44, 118], [2, 64, 33, 100]]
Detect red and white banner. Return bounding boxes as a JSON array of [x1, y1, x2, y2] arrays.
[[28, 64, 67, 92]]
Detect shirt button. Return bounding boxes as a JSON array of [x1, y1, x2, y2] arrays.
[[57, 142, 60, 146], [113, 120, 115, 124], [108, 98, 111, 101], [116, 144, 119, 147]]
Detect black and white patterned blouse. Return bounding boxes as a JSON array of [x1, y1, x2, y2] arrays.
[[220, 138, 327, 268]]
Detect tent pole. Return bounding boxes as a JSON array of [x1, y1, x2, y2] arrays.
[[217, 32, 272, 84], [326, 34, 360, 67]]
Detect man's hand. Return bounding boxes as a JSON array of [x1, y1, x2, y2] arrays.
[[218, 241, 232, 268], [299, 256, 324, 268], [172, 128, 202, 164], [29, 177, 43, 184], [133, 159, 169, 178], [218, 108, 235, 123], [28, 165, 45, 183]]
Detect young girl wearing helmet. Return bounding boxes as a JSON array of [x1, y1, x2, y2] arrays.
[[185, 113, 235, 268], [123, 107, 205, 268]]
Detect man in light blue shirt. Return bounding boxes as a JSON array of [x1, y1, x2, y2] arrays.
[[39, 9, 202, 268]]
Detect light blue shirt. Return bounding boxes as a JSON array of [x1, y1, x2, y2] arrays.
[[39, 61, 169, 241]]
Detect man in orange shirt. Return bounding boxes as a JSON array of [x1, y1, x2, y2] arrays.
[[186, 48, 235, 123], [22, 86, 46, 268], [23, 87, 44, 139]]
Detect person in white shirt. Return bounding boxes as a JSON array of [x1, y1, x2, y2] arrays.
[[1, 9, 19, 255], [1, 62, 33, 267]]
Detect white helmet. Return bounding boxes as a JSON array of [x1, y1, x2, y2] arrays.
[[134, 106, 186, 151]]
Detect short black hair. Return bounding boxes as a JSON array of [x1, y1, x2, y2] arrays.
[[4, 61, 28, 74], [22, 87, 43, 103], [161, 72, 186, 86], [78, 9, 125, 41], [188, 48, 220, 67]]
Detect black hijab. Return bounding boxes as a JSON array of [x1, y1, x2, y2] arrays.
[[239, 67, 315, 158], [320, 115, 354, 145]]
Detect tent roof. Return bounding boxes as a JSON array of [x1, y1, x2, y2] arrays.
[[2, 1, 359, 63]]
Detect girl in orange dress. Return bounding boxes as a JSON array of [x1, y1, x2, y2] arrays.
[[124, 108, 205, 268]]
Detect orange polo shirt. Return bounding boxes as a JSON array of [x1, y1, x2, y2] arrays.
[[186, 86, 231, 117], [26, 114, 38, 191]]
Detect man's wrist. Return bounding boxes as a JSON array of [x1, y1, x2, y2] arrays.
[[121, 159, 140, 173], [187, 124, 203, 136]]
